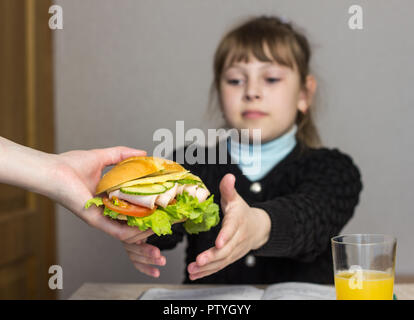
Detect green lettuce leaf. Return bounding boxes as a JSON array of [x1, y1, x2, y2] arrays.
[[184, 195, 220, 234], [85, 197, 104, 208], [126, 209, 173, 236], [103, 206, 120, 219], [84, 191, 220, 236], [85, 197, 120, 219]]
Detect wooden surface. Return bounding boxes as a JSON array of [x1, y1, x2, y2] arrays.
[[0, 0, 55, 299], [69, 283, 414, 300]]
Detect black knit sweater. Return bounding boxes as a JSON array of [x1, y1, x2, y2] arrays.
[[147, 141, 363, 285]]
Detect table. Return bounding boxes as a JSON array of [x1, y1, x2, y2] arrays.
[[69, 283, 414, 300]]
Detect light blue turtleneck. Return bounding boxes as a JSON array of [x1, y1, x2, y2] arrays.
[[227, 124, 297, 182]]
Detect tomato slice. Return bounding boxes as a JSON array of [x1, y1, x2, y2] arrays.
[[102, 197, 156, 218]]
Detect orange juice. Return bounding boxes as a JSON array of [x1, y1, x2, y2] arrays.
[[334, 269, 394, 300]]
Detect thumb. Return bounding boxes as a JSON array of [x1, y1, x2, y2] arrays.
[[96, 146, 147, 167], [219, 173, 238, 207]]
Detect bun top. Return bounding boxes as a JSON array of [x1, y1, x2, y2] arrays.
[[95, 156, 187, 194]]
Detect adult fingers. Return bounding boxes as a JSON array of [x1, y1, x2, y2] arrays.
[[95, 146, 147, 167], [122, 229, 155, 244], [86, 208, 150, 241]]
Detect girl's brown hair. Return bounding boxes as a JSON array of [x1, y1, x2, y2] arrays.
[[208, 15, 321, 148]]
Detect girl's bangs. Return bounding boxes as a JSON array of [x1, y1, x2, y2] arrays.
[[224, 35, 296, 70]]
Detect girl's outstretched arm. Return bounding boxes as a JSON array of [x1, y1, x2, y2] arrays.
[[187, 149, 362, 280], [248, 148, 362, 262], [187, 173, 271, 281]]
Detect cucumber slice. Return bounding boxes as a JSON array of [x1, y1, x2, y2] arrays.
[[174, 179, 201, 185], [162, 181, 175, 190], [120, 184, 166, 195]]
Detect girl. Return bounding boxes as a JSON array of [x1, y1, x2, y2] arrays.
[[125, 15, 363, 285]]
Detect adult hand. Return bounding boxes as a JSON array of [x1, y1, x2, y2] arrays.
[[0, 137, 163, 271], [53, 146, 156, 242]]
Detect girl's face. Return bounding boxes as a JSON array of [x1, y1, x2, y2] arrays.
[[219, 55, 313, 143]]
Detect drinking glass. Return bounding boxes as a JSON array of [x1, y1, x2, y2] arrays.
[[331, 234, 397, 300]]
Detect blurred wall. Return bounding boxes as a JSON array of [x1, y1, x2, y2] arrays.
[[53, 0, 414, 299]]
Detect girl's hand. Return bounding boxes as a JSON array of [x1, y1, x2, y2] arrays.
[[123, 238, 166, 278], [187, 173, 271, 281], [122, 217, 185, 278]]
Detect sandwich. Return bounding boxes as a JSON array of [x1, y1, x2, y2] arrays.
[[84, 156, 220, 236]]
